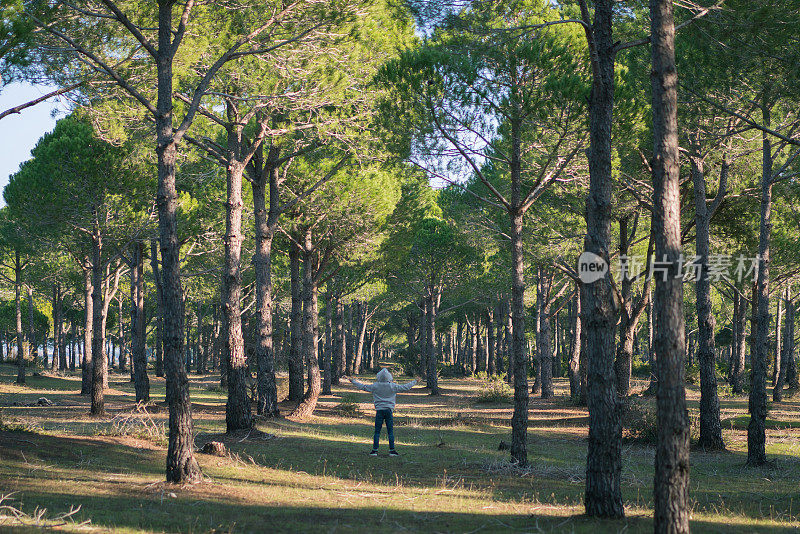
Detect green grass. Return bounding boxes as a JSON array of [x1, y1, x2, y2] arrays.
[[1, 363, 799, 533]]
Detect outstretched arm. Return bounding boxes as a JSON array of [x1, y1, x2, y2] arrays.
[[393, 379, 418, 393], [344, 376, 373, 392]]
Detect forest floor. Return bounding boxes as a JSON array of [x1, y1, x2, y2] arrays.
[[0, 363, 798, 533]]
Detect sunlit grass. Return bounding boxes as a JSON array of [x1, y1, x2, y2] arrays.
[[1, 363, 798, 533]]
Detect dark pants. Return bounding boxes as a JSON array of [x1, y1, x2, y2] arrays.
[[373, 409, 394, 450]]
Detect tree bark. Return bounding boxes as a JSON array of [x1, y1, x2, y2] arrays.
[[582, 0, 623, 517], [132, 241, 149, 403], [774, 290, 792, 402], [690, 154, 724, 450], [223, 133, 252, 432], [334, 296, 345, 385], [291, 229, 321, 418], [650, 1, 691, 530], [425, 293, 439, 395], [537, 271, 553, 399], [747, 102, 773, 468], [251, 149, 279, 416], [157, 0, 200, 483], [487, 307, 496, 375], [150, 239, 164, 378], [773, 293, 782, 387], [82, 270, 93, 394], [322, 292, 333, 395], [731, 286, 748, 393], [569, 289, 582, 402], [27, 285, 36, 369], [353, 301, 368, 374], [288, 243, 304, 401], [14, 251, 25, 385], [90, 233, 105, 415], [509, 210, 528, 466]]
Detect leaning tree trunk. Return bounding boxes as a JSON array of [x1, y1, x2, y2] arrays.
[[747, 103, 774, 468], [290, 231, 321, 419], [132, 241, 149, 403], [223, 153, 252, 433], [650, 1, 690, 531], [582, 0, 623, 517], [14, 252, 25, 385], [691, 155, 724, 450], [288, 244, 304, 402], [155, 4, 201, 481]]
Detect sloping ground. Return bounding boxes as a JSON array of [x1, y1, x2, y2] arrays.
[[0, 363, 798, 533]]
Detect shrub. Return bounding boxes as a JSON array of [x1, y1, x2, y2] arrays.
[[475, 379, 513, 404], [622, 396, 658, 444], [334, 393, 362, 417], [632, 357, 651, 378]]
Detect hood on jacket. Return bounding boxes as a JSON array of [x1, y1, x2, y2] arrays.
[[376, 368, 392, 382]]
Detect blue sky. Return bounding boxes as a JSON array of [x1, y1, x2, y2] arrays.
[[0, 81, 66, 207]]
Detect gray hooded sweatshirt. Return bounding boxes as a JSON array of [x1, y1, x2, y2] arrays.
[[350, 369, 416, 411]]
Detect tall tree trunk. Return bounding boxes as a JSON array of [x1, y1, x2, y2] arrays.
[[690, 154, 724, 450], [509, 209, 528, 466], [150, 239, 164, 378], [52, 283, 59, 371], [487, 307, 496, 375], [569, 289, 583, 402], [334, 296, 345, 384], [614, 216, 635, 397], [353, 302, 368, 374], [288, 244, 304, 401], [581, 0, 622, 517], [14, 252, 25, 385], [747, 102, 774, 468], [650, 1, 690, 530], [506, 302, 513, 385], [82, 270, 93, 395], [537, 272, 553, 399], [132, 241, 149, 403], [156, 1, 200, 482], [773, 293, 783, 387], [731, 287, 748, 393], [90, 234, 105, 415], [322, 292, 333, 395], [291, 230, 321, 418], [223, 144, 252, 433], [425, 293, 439, 395], [119, 293, 127, 373], [27, 285, 36, 368], [774, 290, 792, 402], [252, 152, 279, 416]]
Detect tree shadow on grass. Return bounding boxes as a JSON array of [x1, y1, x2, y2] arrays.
[[0, 489, 794, 534]]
